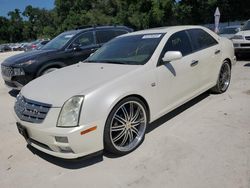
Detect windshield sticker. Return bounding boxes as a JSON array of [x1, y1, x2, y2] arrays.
[[64, 34, 74, 38], [142, 34, 162, 39]]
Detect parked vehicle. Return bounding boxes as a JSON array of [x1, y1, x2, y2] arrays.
[[14, 26, 235, 159], [24, 40, 50, 51], [219, 25, 241, 39], [0, 44, 11, 52], [231, 20, 250, 57], [1, 26, 132, 89]]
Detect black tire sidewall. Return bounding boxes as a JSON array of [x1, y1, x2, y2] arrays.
[[103, 96, 148, 155]]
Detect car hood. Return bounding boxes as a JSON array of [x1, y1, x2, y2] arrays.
[[2, 49, 55, 66], [236, 30, 250, 36], [21, 63, 141, 107]]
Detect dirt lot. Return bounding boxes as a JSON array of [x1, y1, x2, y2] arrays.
[[0, 51, 250, 188]]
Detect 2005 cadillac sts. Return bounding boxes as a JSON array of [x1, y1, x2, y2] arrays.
[[14, 26, 236, 159]]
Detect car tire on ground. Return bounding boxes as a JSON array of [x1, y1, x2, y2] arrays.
[[211, 61, 231, 94], [104, 97, 148, 155]]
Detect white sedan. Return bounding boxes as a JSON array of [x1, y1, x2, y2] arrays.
[[14, 26, 236, 159]]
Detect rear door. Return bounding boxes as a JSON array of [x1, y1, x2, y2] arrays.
[[187, 28, 221, 89]]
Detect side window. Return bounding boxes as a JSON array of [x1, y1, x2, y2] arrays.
[[96, 30, 116, 44], [71, 32, 95, 48], [115, 29, 128, 37], [163, 30, 192, 56], [188, 29, 218, 51]]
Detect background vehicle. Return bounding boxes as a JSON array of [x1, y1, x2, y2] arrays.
[[24, 40, 50, 51], [231, 19, 250, 57], [1, 25, 133, 89], [14, 26, 235, 159], [0, 44, 11, 52], [219, 25, 241, 39]]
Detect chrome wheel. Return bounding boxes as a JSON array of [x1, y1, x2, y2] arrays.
[[218, 62, 231, 92], [109, 101, 147, 152]]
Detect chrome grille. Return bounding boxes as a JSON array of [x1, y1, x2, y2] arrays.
[[1, 65, 13, 77], [14, 94, 51, 123], [245, 36, 250, 40]]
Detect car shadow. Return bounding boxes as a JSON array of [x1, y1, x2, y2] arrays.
[[244, 63, 250, 67], [8, 89, 19, 98], [27, 145, 103, 169]]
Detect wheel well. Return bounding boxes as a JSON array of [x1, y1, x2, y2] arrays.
[[120, 94, 150, 122], [37, 63, 64, 77], [224, 58, 232, 69]]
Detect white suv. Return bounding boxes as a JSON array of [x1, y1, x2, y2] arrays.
[[232, 20, 250, 57]]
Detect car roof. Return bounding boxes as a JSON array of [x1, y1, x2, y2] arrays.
[[63, 25, 132, 35], [124, 25, 207, 36]]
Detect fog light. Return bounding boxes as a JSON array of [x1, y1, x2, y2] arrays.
[[59, 146, 73, 153], [55, 136, 68, 143]]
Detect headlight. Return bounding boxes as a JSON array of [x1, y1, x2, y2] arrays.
[[13, 68, 25, 76], [19, 59, 37, 66], [231, 35, 243, 40], [57, 96, 84, 127]]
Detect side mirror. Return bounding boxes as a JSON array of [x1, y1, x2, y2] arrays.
[[162, 51, 183, 63]]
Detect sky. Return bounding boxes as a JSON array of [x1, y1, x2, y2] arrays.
[[0, 0, 54, 17]]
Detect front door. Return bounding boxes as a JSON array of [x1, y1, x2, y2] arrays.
[[155, 30, 201, 116]]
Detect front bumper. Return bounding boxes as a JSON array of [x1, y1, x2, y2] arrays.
[[232, 39, 250, 53], [14, 107, 104, 159], [1, 65, 31, 89]]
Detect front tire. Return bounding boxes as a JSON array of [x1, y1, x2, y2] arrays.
[[211, 61, 231, 94], [104, 97, 148, 155]]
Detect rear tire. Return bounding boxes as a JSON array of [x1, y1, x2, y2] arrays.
[[104, 97, 148, 155], [211, 61, 231, 94]]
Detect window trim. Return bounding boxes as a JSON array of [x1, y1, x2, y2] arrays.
[[66, 30, 96, 50], [157, 30, 193, 67], [186, 28, 219, 53]]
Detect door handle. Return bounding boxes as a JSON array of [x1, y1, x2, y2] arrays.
[[215, 49, 221, 54], [190, 60, 199, 67]]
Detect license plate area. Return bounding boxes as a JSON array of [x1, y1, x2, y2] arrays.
[[16, 123, 29, 140]]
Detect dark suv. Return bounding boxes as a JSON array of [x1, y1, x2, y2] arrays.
[[1, 26, 133, 89]]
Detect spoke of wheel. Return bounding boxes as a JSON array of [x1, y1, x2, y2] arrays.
[[131, 107, 140, 122], [114, 114, 126, 125], [132, 118, 145, 126], [120, 130, 129, 146], [131, 126, 139, 137], [129, 103, 134, 121], [121, 106, 129, 121], [128, 129, 134, 143], [111, 124, 126, 132], [113, 129, 126, 142]]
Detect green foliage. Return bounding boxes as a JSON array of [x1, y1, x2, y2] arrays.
[[1, 0, 250, 43]]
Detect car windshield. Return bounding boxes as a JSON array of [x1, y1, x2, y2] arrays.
[[42, 32, 76, 50], [242, 21, 250, 31], [220, 27, 239, 34], [86, 34, 164, 65]]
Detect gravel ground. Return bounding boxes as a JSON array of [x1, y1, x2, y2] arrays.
[[0, 51, 250, 188]]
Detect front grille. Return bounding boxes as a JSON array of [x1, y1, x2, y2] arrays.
[[1, 65, 13, 77], [245, 36, 250, 40], [240, 43, 250, 47], [14, 94, 51, 123]]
